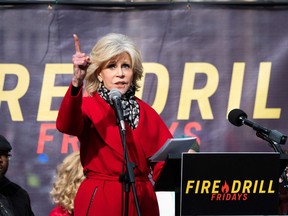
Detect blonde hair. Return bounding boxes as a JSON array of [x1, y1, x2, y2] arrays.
[[85, 33, 143, 96], [50, 151, 84, 214]]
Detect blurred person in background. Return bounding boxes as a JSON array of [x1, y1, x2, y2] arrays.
[[49, 151, 85, 216], [0, 134, 34, 216]]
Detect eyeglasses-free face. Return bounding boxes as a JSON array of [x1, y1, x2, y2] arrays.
[[0, 151, 11, 163], [0, 155, 10, 161], [0, 152, 10, 177]]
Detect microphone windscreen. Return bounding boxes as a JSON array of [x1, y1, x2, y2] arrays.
[[228, 108, 247, 127], [109, 89, 122, 101]]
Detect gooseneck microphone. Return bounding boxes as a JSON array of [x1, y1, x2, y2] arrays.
[[109, 89, 125, 131], [228, 108, 287, 145]]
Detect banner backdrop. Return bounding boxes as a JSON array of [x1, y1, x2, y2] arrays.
[[1, 3, 288, 215]]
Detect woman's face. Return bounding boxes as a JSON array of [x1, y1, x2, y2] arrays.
[[98, 52, 133, 95]]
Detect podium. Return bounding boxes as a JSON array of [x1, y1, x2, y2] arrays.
[[155, 152, 284, 215], [154, 154, 182, 215]]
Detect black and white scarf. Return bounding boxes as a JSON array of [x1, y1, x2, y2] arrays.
[[97, 84, 140, 129]]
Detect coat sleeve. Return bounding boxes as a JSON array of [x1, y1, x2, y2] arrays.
[[56, 84, 86, 136], [150, 116, 172, 182], [137, 99, 173, 183]]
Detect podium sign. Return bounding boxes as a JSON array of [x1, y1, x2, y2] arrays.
[[181, 152, 280, 215]]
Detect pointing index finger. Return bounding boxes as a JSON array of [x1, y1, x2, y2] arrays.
[[73, 34, 81, 53]]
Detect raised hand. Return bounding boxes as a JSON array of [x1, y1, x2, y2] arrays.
[[72, 34, 91, 87]]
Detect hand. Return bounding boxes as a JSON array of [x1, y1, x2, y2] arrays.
[[72, 34, 91, 87], [188, 149, 197, 153]]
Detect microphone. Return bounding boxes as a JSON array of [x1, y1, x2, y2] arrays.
[[228, 108, 287, 145], [109, 89, 125, 131]]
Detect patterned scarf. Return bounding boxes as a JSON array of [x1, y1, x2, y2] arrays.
[[97, 84, 140, 129]]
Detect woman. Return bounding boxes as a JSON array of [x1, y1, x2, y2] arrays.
[[49, 151, 85, 216], [56, 33, 173, 216]]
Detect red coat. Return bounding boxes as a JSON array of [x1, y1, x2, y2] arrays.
[[49, 206, 72, 216], [56, 84, 173, 216]]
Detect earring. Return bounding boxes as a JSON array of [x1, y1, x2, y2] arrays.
[[99, 80, 103, 87]]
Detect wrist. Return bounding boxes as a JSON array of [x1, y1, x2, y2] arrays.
[[72, 77, 83, 87]]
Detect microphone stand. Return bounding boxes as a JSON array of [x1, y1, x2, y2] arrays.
[[256, 131, 285, 153], [256, 131, 288, 188], [117, 124, 141, 216]]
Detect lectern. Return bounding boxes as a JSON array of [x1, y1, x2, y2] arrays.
[[154, 154, 181, 215], [155, 152, 282, 215]]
